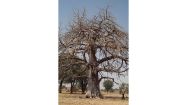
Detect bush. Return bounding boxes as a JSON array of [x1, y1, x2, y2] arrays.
[[103, 80, 114, 93]]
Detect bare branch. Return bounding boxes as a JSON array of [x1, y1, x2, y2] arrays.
[[97, 55, 128, 65]]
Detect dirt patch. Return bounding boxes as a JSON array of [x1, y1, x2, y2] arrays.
[[59, 91, 128, 105]]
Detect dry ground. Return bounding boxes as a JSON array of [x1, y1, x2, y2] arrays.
[[59, 90, 128, 105]]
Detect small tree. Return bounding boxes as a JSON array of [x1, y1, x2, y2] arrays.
[[119, 83, 128, 99], [103, 80, 113, 93]]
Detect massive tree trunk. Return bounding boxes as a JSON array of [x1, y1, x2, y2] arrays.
[[85, 45, 102, 98], [86, 70, 102, 98], [93, 71, 103, 98], [85, 68, 93, 98], [85, 69, 100, 98]]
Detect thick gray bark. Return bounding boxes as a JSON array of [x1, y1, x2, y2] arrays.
[[85, 45, 102, 98], [85, 73, 100, 98], [85, 68, 93, 98]]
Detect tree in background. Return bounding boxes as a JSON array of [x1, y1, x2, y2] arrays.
[[78, 76, 88, 94], [119, 83, 128, 99], [58, 45, 88, 93], [103, 80, 114, 93]]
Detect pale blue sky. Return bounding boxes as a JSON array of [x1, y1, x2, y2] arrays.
[[59, 0, 128, 32]]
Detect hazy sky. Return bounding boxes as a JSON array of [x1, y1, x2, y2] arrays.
[[59, 0, 128, 32], [59, 0, 128, 88]]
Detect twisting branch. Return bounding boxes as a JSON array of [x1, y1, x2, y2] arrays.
[[97, 55, 128, 65]]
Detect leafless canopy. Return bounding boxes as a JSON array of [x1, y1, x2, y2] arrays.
[[59, 8, 128, 83]]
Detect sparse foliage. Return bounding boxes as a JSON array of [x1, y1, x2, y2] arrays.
[[119, 83, 128, 99], [59, 8, 128, 98]]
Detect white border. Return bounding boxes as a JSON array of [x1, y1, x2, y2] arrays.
[[1, 0, 187, 105], [0, 0, 58, 105], [130, 0, 187, 105]]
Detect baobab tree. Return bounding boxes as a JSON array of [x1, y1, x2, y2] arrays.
[[59, 8, 128, 98]]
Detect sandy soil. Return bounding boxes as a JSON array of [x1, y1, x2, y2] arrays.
[[59, 91, 128, 105]]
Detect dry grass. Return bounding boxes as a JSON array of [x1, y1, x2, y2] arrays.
[[59, 91, 128, 105]]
